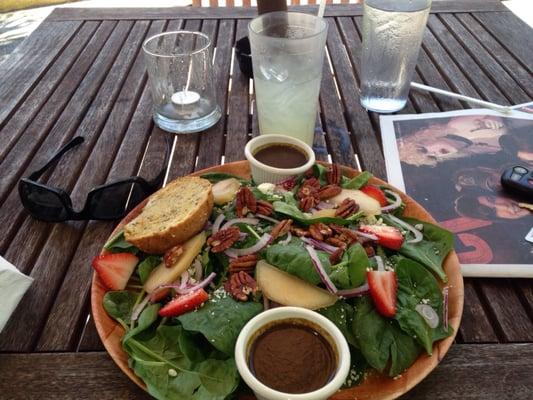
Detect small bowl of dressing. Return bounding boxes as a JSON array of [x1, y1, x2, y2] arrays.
[[235, 307, 351, 400], [244, 135, 315, 184]]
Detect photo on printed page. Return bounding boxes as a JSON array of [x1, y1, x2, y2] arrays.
[[380, 106, 533, 270]]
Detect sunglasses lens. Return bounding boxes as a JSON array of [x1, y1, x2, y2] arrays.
[[88, 181, 147, 219], [19, 182, 69, 222]]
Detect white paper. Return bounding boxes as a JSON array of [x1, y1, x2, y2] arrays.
[[0, 256, 33, 333]]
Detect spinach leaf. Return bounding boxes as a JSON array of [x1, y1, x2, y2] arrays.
[[200, 172, 250, 185], [264, 243, 331, 285], [124, 324, 239, 400], [342, 171, 373, 190], [250, 187, 285, 204], [382, 215, 453, 282], [329, 262, 351, 289], [353, 297, 421, 377], [311, 163, 329, 185], [395, 257, 451, 354], [343, 347, 368, 387], [334, 243, 369, 289], [103, 230, 139, 254], [103, 291, 138, 325], [318, 301, 358, 348], [273, 201, 363, 226], [123, 303, 161, 343], [138, 256, 162, 284], [178, 295, 263, 355]]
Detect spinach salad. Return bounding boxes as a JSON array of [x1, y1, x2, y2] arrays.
[[95, 164, 453, 400]]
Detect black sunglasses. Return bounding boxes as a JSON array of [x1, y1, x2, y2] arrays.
[[18, 136, 168, 222]]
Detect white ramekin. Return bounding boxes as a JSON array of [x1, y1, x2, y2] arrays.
[[244, 135, 315, 184], [235, 307, 351, 400]]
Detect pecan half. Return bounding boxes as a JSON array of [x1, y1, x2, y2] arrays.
[[229, 254, 258, 273], [299, 196, 318, 212], [304, 168, 315, 178], [318, 184, 342, 200], [291, 226, 309, 237], [256, 200, 274, 216], [326, 237, 348, 249], [224, 271, 258, 301], [330, 224, 359, 243], [236, 186, 257, 217], [297, 178, 320, 200], [309, 223, 333, 241], [163, 244, 184, 268], [327, 164, 341, 185], [335, 198, 359, 218], [329, 247, 345, 264], [271, 219, 293, 240], [207, 227, 241, 253]]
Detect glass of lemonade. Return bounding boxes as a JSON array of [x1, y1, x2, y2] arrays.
[[249, 12, 328, 146], [360, 0, 431, 113]]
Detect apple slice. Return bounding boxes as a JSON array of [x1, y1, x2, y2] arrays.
[[212, 178, 241, 205], [329, 189, 382, 216], [256, 260, 338, 310], [311, 208, 337, 219], [144, 231, 207, 293]]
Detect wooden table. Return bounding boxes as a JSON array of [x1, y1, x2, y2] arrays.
[[0, 1, 532, 398]]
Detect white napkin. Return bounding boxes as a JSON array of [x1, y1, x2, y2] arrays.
[[0, 256, 33, 333]]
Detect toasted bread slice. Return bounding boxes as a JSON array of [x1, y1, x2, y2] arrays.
[[124, 176, 213, 254]]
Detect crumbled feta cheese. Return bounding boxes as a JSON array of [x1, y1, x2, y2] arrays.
[[168, 369, 178, 377], [257, 183, 275, 195], [415, 224, 424, 231]]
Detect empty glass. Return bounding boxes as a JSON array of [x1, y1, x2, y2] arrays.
[[143, 31, 221, 133]]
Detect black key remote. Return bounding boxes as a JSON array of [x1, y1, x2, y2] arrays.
[[501, 165, 533, 200]]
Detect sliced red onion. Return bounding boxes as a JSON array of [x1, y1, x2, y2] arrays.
[[443, 287, 449, 330], [203, 220, 213, 230], [131, 294, 151, 322], [278, 231, 292, 245], [305, 245, 338, 294], [212, 213, 225, 234], [356, 231, 378, 241], [301, 237, 338, 255], [193, 259, 203, 281], [150, 272, 217, 299], [277, 176, 296, 190], [238, 232, 248, 241], [374, 255, 385, 272], [337, 282, 369, 298], [256, 214, 280, 224], [224, 248, 238, 258], [225, 233, 272, 257], [179, 271, 189, 289], [387, 214, 423, 244], [381, 190, 402, 212], [316, 201, 335, 210], [221, 217, 259, 230], [416, 304, 439, 329]]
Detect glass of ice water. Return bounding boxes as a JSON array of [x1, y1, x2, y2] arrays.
[[249, 12, 328, 146], [143, 31, 221, 134], [360, 0, 431, 113]]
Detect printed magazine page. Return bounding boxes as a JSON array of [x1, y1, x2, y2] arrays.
[[380, 103, 533, 277]]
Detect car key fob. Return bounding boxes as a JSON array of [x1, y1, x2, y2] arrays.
[[501, 165, 533, 200]]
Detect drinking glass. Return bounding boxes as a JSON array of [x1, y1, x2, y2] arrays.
[[360, 0, 431, 113], [249, 12, 328, 146], [143, 31, 221, 133]]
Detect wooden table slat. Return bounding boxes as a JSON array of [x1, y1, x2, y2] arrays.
[[0, 21, 100, 163], [473, 11, 533, 70], [0, 20, 82, 128], [438, 13, 530, 105], [45, 0, 509, 21]]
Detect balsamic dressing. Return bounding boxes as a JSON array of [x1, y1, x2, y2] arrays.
[[253, 143, 308, 169], [248, 320, 337, 394]]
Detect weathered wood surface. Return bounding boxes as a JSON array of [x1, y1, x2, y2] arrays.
[[0, 3, 532, 399], [0, 344, 532, 399]]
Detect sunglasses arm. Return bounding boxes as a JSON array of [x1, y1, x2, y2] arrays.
[[28, 137, 85, 181]]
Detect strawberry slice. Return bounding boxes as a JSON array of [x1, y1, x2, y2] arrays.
[[360, 185, 388, 207], [359, 224, 404, 250], [367, 270, 397, 318], [92, 252, 139, 291], [159, 289, 209, 317]]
